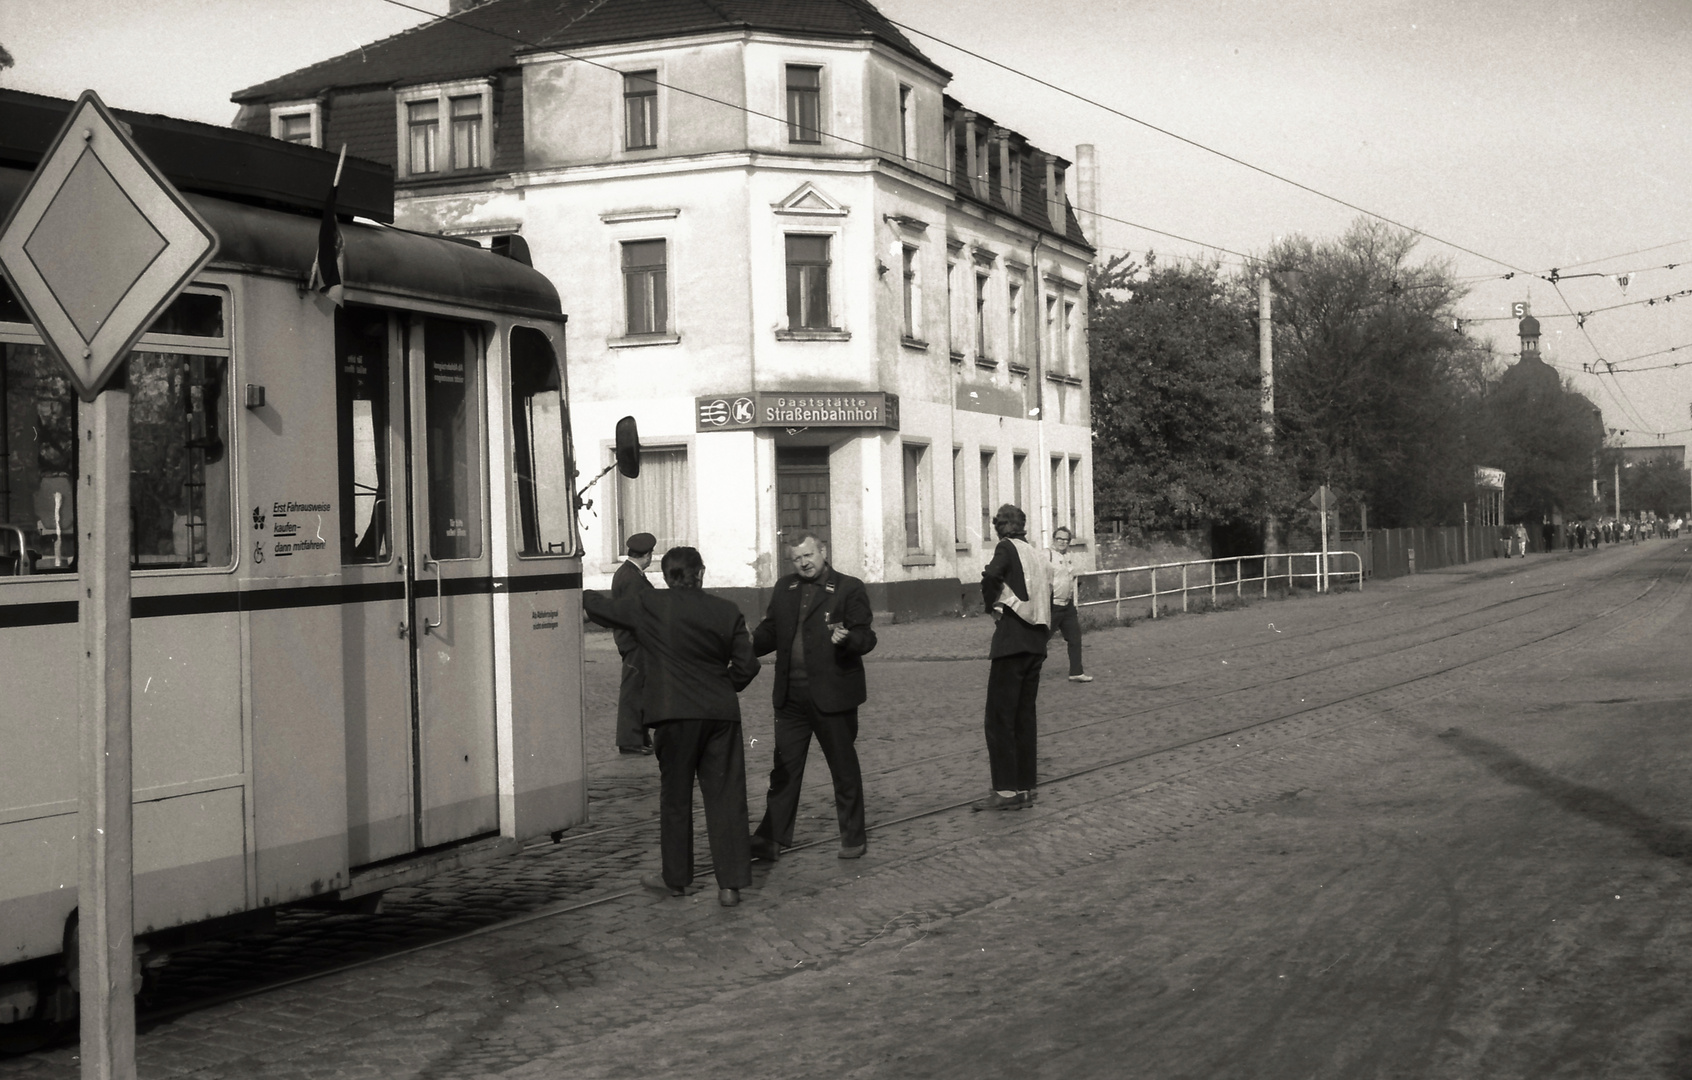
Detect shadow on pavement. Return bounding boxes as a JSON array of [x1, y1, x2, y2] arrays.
[[1438, 727, 1692, 864]]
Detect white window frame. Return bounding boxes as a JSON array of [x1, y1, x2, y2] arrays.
[[268, 100, 322, 147], [785, 62, 825, 145], [616, 236, 673, 343], [901, 243, 922, 344], [901, 439, 933, 561], [615, 64, 666, 155], [777, 229, 849, 339], [952, 445, 968, 551], [978, 448, 998, 548], [1007, 275, 1024, 367], [603, 438, 695, 570], [898, 83, 914, 160], [394, 79, 494, 179]]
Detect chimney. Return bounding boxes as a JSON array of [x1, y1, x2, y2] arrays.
[[1074, 144, 1098, 240]]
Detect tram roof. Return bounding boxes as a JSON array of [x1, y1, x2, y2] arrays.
[[0, 164, 561, 321]]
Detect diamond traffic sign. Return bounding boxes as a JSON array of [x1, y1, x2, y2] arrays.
[[0, 90, 218, 400], [1308, 484, 1336, 511]]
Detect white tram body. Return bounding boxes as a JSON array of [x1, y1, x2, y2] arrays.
[[0, 93, 588, 1022]]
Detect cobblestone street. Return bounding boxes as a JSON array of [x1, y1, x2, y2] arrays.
[[6, 540, 1692, 1078]]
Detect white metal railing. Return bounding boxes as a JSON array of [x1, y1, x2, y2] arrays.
[[1074, 550, 1364, 621]]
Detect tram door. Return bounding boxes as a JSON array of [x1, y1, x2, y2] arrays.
[[406, 317, 499, 849], [338, 309, 498, 865]]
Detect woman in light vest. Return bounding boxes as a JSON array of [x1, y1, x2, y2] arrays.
[[975, 504, 1050, 811]]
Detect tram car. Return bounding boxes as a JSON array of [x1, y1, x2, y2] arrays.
[[0, 90, 600, 1039]]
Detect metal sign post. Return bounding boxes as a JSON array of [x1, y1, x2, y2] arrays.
[[0, 90, 217, 1080]]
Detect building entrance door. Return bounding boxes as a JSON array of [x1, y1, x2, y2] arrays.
[[775, 446, 830, 553]]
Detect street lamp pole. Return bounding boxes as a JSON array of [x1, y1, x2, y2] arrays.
[[1259, 274, 1277, 557]]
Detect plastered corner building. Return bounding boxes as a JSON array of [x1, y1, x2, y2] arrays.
[[232, 0, 1098, 619]]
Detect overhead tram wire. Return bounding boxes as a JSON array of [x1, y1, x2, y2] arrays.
[[883, 17, 1536, 278], [1551, 278, 1652, 433], [371, 0, 1256, 263]]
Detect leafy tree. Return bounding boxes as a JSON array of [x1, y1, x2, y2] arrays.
[[1608, 453, 1691, 519], [1089, 254, 1280, 531], [1266, 219, 1488, 528], [1486, 356, 1604, 523]]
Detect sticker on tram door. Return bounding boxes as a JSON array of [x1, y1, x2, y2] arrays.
[[254, 540, 265, 563], [253, 505, 266, 530]]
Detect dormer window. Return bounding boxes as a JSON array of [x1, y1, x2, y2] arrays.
[[268, 100, 322, 147], [395, 80, 494, 179]]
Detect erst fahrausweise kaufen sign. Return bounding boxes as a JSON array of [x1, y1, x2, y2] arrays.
[[696, 391, 899, 432]]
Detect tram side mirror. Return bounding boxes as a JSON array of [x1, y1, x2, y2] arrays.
[[615, 416, 641, 479]]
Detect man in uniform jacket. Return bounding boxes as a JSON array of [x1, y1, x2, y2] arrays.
[[583, 546, 760, 907], [611, 532, 656, 754], [977, 504, 1050, 811], [749, 531, 877, 861]]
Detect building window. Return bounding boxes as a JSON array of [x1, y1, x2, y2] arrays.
[[269, 101, 321, 147], [617, 445, 690, 555], [407, 99, 440, 174], [449, 95, 484, 169], [902, 442, 927, 553], [979, 450, 997, 544], [786, 65, 821, 144], [1013, 452, 1028, 511], [1063, 298, 1077, 374], [785, 234, 831, 330], [1007, 280, 1023, 364], [898, 84, 913, 160], [622, 239, 668, 336], [397, 81, 493, 178], [902, 245, 919, 340], [975, 273, 990, 359], [624, 70, 657, 150], [277, 112, 313, 144], [1051, 455, 1065, 536], [946, 256, 959, 356], [1068, 456, 1082, 535], [952, 447, 966, 545]]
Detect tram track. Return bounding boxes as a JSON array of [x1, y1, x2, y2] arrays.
[[560, 546, 1659, 831], [81, 543, 1685, 1041]]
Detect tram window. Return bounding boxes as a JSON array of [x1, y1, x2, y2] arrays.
[[0, 343, 79, 575], [336, 308, 391, 563], [147, 292, 225, 338], [128, 352, 232, 569], [423, 318, 483, 560], [0, 278, 27, 323], [510, 327, 574, 556]]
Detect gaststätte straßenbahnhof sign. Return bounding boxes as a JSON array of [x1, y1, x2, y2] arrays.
[[696, 391, 900, 432]]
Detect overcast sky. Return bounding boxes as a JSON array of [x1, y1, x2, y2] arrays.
[[3, 0, 1689, 442]]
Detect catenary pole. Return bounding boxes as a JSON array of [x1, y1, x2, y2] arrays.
[[1259, 274, 1277, 559]]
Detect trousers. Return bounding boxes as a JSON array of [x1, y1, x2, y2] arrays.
[[754, 680, 866, 848], [1049, 601, 1084, 676], [651, 719, 751, 890], [615, 652, 647, 750], [984, 652, 1043, 791]]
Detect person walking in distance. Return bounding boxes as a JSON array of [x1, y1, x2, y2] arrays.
[[583, 547, 760, 907], [612, 532, 656, 755], [1048, 526, 1092, 683], [976, 504, 1050, 811], [749, 532, 877, 863]]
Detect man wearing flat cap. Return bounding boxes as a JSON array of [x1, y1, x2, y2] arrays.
[[613, 532, 657, 754]]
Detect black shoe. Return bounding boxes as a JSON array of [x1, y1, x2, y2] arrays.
[[838, 843, 866, 859], [971, 791, 1027, 812], [718, 888, 741, 907], [619, 746, 653, 756], [749, 835, 781, 862], [640, 874, 684, 897]]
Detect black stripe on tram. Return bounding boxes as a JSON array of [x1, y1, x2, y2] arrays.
[[2, 572, 579, 629]]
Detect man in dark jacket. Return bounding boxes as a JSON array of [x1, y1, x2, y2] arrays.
[[977, 504, 1050, 811], [749, 532, 877, 861], [583, 546, 760, 906], [612, 532, 657, 754]]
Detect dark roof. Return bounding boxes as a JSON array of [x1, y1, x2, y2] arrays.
[[1518, 313, 1540, 337], [232, 0, 941, 104]]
